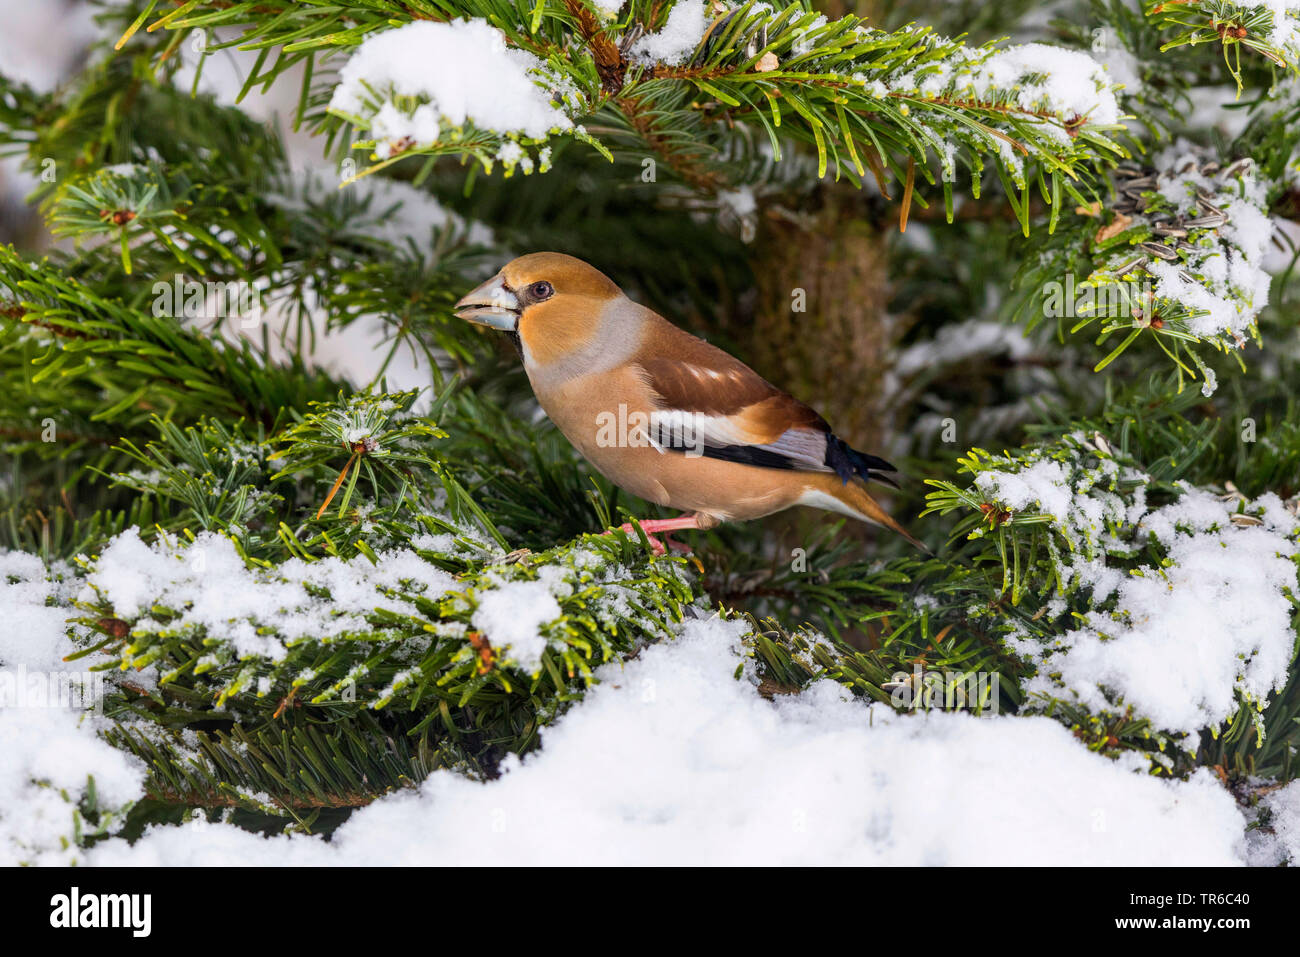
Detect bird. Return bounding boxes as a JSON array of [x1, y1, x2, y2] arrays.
[[453, 252, 925, 554]]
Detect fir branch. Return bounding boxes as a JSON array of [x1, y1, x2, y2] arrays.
[[1146, 0, 1300, 89], [138, 1, 1128, 220]]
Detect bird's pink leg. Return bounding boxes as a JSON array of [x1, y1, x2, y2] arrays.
[[606, 514, 704, 555]]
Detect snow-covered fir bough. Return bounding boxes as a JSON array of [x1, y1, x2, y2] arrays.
[[0, 0, 1298, 866]]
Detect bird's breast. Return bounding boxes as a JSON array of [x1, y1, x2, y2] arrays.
[[534, 366, 656, 456], [530, 367, 808, 521]]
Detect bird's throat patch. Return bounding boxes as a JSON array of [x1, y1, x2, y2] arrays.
[[517, 299, 602, 367]]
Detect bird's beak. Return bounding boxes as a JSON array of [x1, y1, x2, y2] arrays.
[[453, 273, 519, 331]]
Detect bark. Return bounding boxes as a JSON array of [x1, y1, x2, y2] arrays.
[[740, 187, 903, 453]]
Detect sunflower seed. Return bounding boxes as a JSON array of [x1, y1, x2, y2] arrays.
[[1138, 242, 1178, 260], [1200, 162, 1220, 175], [489, 548, 535, 565], [1152, 225, 1187, 237], [693, 11, 739, 64], [619, 23, 645, 54], [1111, 255, 1148, 274], [1220, 158, 1253, 179], [1183, 213, 1226, 229], [1229, 513, 1263, 527]]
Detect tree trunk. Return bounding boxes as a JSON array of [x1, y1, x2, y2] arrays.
[[740, 188, 901, 454]]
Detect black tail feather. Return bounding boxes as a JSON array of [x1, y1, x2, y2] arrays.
[[825, 435, 900, 489]]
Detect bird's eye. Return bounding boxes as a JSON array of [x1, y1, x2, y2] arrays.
[[529, 281, 554, 301]]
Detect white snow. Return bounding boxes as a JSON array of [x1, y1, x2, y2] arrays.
[[1135, 142, 1276, 350], [0, 706, 146, 866], [977, 442, 1300, 739], [0, 551, 146, 866], [1033, 488, 1298, 735], [82, 528, 458, 661], [979, 44, 1121, 126], [1246, 779, 1300, 866], [1261, 1, 1300, 53], [329, 20, 575, 156], [1092, 27, 1142, 97], [628, 0, 710, 67], [896, 320, 1037, 376], [471, 579, 563, 673], [0, 550, 79, 673], [81, 616, 1251, 866], [975, 458, 1083, 528], [896, 42, 1120, 128], [792, 15, 829, 57], [0, 545, 1285, 866]]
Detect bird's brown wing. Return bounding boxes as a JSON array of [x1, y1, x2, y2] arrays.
[[632, 325, 896, 482]]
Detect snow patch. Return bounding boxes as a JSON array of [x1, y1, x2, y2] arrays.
[[628, 0, 710, 67], [329, 20, 575, 157], [82, 617, 1250, 865]]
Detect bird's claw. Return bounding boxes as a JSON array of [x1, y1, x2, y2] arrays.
[[604, 515, 703, 557], [660, 532, 693, 555], [608, 521, 668, 555]]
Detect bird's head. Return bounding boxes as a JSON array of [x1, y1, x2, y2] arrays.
[[453, 252, 624, 364]]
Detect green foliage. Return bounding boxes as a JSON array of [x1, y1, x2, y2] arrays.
[[44, 387, 707, 818], [120, 0, 1126, 219], [922, 375, 1300, 774], [1146, 0, 1300, 90], [73, 523, 701, 795], [1011, 147, 1277, 391]]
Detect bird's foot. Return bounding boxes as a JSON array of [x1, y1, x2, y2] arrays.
[[660, 532, 693, 555], [605, 515, 704, 556], [609, 522, 668, 555]]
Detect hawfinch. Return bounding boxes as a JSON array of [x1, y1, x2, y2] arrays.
[[454, 252, 924, 552]]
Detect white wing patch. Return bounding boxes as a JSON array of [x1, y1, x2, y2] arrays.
[[647, 408, 830, 469]]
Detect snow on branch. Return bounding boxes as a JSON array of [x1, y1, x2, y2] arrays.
[[925, 431, 1300, 751], [620, 4, 1127, 206], [136, 2, 1128, 217], [75, 618, 1262, 865], [1014, 141, 1279, 394], [71, 521, 699, 712], [0, 551, 144, 865], [325, 19, 595, 177]]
